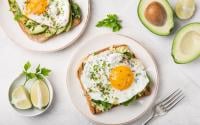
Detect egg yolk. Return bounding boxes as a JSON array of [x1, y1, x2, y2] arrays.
[[25, 0, 48, 15], [109, 66, 134, 90]]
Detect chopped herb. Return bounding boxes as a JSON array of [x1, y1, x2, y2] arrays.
[[136, 73, 141, 77], [90, 72, 98, 81], [102, 61, 106, 68], [93, 52, 97, 56], [92, 100, 113, 111]]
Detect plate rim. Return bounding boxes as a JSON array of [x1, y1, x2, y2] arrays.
[[0, 0, 91, 53], [8, 73, 54, 117], [66, 33, 159, 124]]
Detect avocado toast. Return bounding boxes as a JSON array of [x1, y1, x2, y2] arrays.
[[77, 45, 152, 114], [8, 0, 82, 42]]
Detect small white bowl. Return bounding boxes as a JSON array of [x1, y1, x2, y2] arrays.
[[8, 73, 54, 117]]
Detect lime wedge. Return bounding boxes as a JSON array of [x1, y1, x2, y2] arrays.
[[11, 85, 32, 109], [175, 0, 196, 20], [30, 80, 50, 109]]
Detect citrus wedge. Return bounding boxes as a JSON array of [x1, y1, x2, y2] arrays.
[[30, 80, 49, 109], [175, 0, 195, 20], [11, 85, 32, 109]]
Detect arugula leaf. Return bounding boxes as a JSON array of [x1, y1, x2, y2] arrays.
[[96, 14, 122, 32]]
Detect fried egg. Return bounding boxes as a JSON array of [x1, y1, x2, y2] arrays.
[[81, 48, 150, 104], [17, 0, 70, 28]]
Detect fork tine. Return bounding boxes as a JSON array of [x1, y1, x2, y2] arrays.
[[158, 89, 181, 105], [163, 92, 184, 108], [161, 89, 183, 106], [165, 95, 184, 112]]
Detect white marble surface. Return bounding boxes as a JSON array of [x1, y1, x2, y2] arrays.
[[0, 0, 200, 125]]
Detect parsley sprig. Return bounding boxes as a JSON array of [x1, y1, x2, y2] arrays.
[[23, 62, 51, 85], [96, 14, 122, 32]]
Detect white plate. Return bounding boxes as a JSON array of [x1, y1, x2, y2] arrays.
[[0, 0, 90, 52], [8, 73, 54, 117], [66, 34, 159, 124]]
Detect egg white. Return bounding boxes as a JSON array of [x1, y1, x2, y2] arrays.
[[81, 50, 150, 104], [17, 0, 70, 28]]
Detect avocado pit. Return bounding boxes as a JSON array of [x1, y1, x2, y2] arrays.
[[145, 2, 167, 26]]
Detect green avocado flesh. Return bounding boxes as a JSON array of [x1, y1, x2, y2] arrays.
[[172, 23, 200, 64], [138, 0, 174, 36], [8, 0, 81, 36]]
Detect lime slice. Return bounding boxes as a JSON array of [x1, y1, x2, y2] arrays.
[[175, 0, 196, 20], [30, 80, 50, 109], [11, 85, 32, 109]]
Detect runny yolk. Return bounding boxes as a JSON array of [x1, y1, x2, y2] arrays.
[[109, 66, 134, 90], [25, 0, 48, 15]]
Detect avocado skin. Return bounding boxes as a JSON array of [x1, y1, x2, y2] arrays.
[[137, 0, 174, 36], [171, 23, 200, 64]]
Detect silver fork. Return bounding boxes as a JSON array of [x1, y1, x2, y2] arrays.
[[143, 89, 184, 125]]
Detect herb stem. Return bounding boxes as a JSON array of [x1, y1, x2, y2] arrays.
[[23, 77, 28, 86]]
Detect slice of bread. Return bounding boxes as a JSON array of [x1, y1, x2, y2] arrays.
[[18, 21, 50, 42], [77, 45, 151, 114]]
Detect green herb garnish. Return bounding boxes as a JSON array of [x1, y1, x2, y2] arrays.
[[123, 52, 134, 59], [96, 14, 122, 32], [92, 100, 113, 111], [23, 62, 51, 85], [71, 1, 81, 19], [14, 11, 23, 21]]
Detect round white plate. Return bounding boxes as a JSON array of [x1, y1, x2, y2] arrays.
[[0, 0, 90, 52], [66, 34, 159, 125], [8, 74, 53, 117]]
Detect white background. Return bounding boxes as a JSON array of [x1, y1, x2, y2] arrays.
[[0, 0, 200, 125]]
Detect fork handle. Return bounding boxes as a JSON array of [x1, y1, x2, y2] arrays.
[[143, 112, 155, 125]]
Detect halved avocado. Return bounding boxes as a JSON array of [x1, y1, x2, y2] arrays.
[[172, 23, 200, 64], [138, 0, 174, 36]]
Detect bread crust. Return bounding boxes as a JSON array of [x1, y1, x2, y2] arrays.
[[18, 22, 50, 42], [77, 45, 151, 114]]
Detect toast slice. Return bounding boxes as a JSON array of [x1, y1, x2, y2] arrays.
[[77, 45, 152, 114], [8, 0, 81, 42]]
